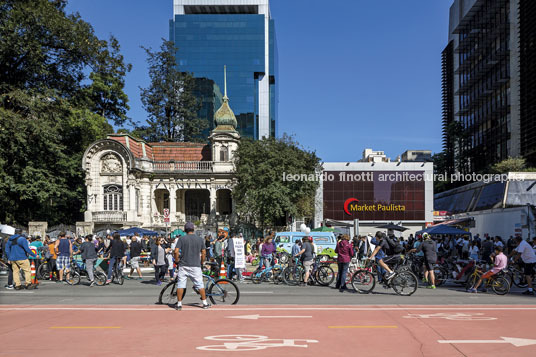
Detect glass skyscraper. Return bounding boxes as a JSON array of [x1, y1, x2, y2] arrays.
[[169, 0, 277, 140]]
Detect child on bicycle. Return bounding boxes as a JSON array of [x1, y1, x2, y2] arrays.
[[468, 245, 507, 293]]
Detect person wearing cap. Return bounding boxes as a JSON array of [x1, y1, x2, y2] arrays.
[[5, 229, 37, 290], [173, 222, 210, 310]]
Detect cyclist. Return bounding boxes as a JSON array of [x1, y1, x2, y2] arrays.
[[173, 222, 210, 310], [468, 245, 507, 293], [510, 236, 536, 295], [369, 232, 395, 281]]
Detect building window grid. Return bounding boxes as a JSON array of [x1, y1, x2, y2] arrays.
[[456, 0, 511, 173], [103, 185, 123, 211]]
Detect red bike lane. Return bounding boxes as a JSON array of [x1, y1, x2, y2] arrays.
[[1, 305, 535, 356]]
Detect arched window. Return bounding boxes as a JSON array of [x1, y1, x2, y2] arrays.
[[103, 184, 123, 211], [219, 147, 229, 162]]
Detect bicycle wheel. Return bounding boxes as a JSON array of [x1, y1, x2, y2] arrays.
[[66, 271, 81, 285], [271, 268, 282, 284], [282, 266, 295, 285], [351, 270, 375, 294], [37, 264, 50, 280], [434, 266, 448, 287], [512, 269, 528, 288], [315, 265, 335, 286], [251, 271, 264, 284], [391, 271, 418, 296], [115, 268, 124, 285], [94, 271, 107, 286], [288, 266, 304, 285], [158, 281, 179, 305], [491, 276, 510, 295], [465, 273, 479, 290], [208, 278, 240, 305], [279, 253, 289, 265]]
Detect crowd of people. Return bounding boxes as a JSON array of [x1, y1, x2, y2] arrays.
[[2, 225, 536, 296]]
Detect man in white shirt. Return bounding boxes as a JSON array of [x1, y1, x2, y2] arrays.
[[511, 237, 536, 295]]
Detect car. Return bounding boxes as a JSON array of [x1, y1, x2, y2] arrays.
[[274, 232, 338, 261]]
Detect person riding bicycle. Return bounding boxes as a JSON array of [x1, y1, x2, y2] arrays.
[[368, 231, 395, 281], [408, 232, 437, 289], [468, 245, 507, 293], [509, 236, 536, 295]]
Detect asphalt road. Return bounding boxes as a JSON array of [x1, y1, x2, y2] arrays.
[[1, 275, 535, 306]]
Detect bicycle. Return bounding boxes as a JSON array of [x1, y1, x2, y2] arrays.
[[351, 258, 418, 296], [251, 258, 284, 284], [399, 253, 447, 287], [157, 271, 240, 306], [282, 257, 335, 286], [465, 263, 510, 295], [65, 257, 106, 286]]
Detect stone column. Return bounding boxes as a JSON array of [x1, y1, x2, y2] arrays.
[[170, 188, 177, 223], [150, 184, 157, 224]]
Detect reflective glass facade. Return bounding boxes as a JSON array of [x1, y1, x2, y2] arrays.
[[169, 13, 277, 139]]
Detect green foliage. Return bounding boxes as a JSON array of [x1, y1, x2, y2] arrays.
[[233, 135, 321, 229], [137, 39, 206, 142], [489, 157, 536, 173], [0, 0, 128, 225]]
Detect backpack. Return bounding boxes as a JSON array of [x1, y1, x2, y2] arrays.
[[385, 235, 403, 255]]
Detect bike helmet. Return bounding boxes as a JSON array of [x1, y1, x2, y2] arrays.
[[422, 233, 430, 240]]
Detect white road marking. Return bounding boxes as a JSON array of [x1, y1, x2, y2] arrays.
[[197, 335, 318, 351], [403, 313, 497, 321], [228, 314, 312, 320], [438, 337, 536, 347]]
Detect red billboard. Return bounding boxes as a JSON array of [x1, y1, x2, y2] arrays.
[[323, 171, 425, 221]]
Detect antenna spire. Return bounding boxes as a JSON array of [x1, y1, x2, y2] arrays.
[[224, 65, 228, 100]]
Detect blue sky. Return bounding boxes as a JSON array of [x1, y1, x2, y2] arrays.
[[66, 0, 452, 162]]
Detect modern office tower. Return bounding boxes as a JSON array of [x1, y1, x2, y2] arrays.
[[442, 0, 536, 175], [169, 0, 277, 140]]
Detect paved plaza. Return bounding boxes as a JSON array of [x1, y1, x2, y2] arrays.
[[1, 276, 536, 356]]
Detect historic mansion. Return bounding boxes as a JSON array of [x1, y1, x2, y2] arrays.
[[80, 81, 240, 234]]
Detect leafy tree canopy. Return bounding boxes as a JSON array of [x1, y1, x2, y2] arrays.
[[136, 39, 206, 143], [0, 0, 130, 225], [233, 135, 321, 229]]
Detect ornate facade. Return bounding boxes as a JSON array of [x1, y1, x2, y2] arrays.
[[80, 70, 240, 233]]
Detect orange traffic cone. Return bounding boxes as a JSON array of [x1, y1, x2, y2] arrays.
[[219, 260, 227, 279], [31, 260, 39, 285]]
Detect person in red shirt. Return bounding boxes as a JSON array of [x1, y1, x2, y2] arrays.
[[335, 234, 354, 292]]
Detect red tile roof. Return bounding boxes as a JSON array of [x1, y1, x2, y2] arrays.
[[107, 134, 211, 162]]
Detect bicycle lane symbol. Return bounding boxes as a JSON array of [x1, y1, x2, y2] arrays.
[[403, 313, 497, 321], [196, 335, 319, 352]]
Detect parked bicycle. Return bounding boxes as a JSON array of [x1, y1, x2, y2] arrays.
[[251, 257, 284, 284], [282, 257, 334, 286], [157, 272, 240, 306]]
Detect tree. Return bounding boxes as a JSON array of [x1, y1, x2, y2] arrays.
[[137, 39, 206, 142], [81, 36, 133, 127], [490, 157, 528, 173], [232, 135, 321, 229], [0, 0, 129, 225]]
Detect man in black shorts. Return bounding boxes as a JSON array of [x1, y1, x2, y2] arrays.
[[410, 233, 437, 289]]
